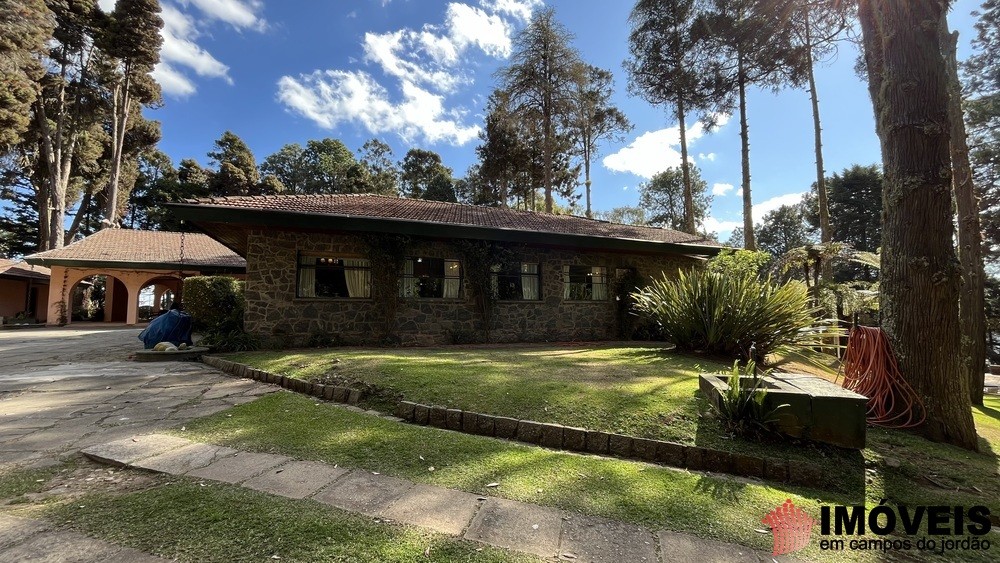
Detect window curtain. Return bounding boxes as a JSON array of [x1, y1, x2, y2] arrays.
[[521, 263, 539, 300], [562, 265, 571, 299], [298, 256, 317, 297], [443, 259, 461, 299], [401, 259, 416, 297], [591, 267, 607, 300], [343, 259, 371, 298]]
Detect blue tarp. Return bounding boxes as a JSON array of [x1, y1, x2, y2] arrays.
[[138, 310, 194, 349]]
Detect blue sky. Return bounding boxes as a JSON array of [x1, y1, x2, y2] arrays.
[[99, 0, 984, 240]]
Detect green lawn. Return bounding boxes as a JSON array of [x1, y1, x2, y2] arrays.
[[42, 478, 541, 563], [226, 344, 867, 490], [174, 390, 1000, 562], [229, 344, 716, 444]]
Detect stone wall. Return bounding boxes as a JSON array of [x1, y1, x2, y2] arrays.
[[244, 229, 699, 346]]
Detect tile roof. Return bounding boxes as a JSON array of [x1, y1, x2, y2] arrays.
[[25, 229, 246, 269], [182, 194, 720, 246], [0, 259, 51, 281]]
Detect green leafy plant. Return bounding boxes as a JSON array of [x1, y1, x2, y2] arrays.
[[632, 269, 842, 364], [714, 360, 786, 436], [182, 276, 245, 333], [361, 234, 409, 343], [451, 239, 517, 340], [199, 329, 261, 352]]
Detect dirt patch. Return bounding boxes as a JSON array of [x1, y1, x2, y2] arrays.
[[4, 458, 159, 507]]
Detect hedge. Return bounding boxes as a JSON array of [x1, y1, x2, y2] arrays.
[[182, 276, 245, 333]]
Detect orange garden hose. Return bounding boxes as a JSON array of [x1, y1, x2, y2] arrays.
[[839, 326, 926, 428]]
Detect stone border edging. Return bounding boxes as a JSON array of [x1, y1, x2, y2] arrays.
[[202, 355, 826, 488], [202, 356, 364, 406]]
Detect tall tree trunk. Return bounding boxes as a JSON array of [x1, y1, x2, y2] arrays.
[[859, 0, 978, 450], [65, 185, 94, 244], [737, 55, 756, 250], [104, 73, 132, 227], [804, 6, 831, 247], [941, 17, 987, 406], [584, 131, 592, 218], [677, 97, 695, 234]]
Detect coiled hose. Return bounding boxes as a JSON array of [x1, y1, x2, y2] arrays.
[[839, 326, 926, 428]]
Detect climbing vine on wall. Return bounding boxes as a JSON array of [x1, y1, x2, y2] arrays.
[[361, 234, 409, 344], [452, 239, 517, 341]]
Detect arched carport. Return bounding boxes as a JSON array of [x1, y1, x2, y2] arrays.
[[24, 229, 246, 326]]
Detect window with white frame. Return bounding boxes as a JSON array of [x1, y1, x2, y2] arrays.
[[297, 255, 371, 298], [491, 262, 541, 301], [562, 265, 608, 301], [400, 257, 462, 298]]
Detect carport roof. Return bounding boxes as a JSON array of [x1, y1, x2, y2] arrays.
[[24, 229, 246, 273], [0, 259, 50, 282]]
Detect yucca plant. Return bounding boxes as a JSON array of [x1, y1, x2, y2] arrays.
[[716, 360, 787, 436], [631, 268, 841, 364]]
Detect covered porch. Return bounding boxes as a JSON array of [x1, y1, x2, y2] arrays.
[[25, 229, 246, 327]]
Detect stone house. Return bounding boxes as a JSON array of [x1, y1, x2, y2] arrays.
[[168, 194, 721, 345]]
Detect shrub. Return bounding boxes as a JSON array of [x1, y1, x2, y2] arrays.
[[714, 360, 786, 437], [182, 276, 245, 333], [706, 248, 771, 279], [631, 269, 838, 363]]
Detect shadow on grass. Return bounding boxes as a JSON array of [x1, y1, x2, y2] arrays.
[[692, 388, 867, 502]]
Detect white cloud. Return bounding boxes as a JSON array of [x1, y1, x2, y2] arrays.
[[98, 0, 116, 12], [154, 4, 235, 97], [703, 191, 807, 240], [753, 192, 806, 218], [711, 183, 734, 197], [277, 71, 480, 145], [483, 0, 544, 22], [699, 152, 716, 162], [602, 117, 725, 179], [153, 1, 267, 97], [278, 0, 541, 145], [151, 63, 197, 97], [178, 0, 267, 31]]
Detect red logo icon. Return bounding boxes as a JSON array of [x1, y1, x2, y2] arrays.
[[762, 499, 816, 555]]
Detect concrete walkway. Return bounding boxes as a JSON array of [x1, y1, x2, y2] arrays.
[[0, 514, 170, 562], [83, 434, 783, 563]]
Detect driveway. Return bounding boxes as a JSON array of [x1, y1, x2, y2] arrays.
[[0, 326, 273, 467]]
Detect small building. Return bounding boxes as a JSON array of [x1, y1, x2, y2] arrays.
[[0, 259, 51, 324], [25, 229, 246, 326], [168, 194, 721, 345]]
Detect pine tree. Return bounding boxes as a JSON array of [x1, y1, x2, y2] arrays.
[[858, 0, 978, 449], [497, 8, 584, 213], [695, 0, 808, 250], [570, 65, 631, 218], [98, 0, 162, 226], [626, 0, 721, 233], [0, 0, 53, 149]]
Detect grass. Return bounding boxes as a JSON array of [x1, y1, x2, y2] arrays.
[[0, 464, 66, 503], [42, 477, 540, 563], [229, 344, 718, 443], [226, 344, 858, 473], [173, 392, 871, 561], [174, 392, 1000, 561]]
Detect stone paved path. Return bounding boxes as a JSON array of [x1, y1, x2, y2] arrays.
[[0, 514, 171, 562], [83, 433, 787, 563]]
